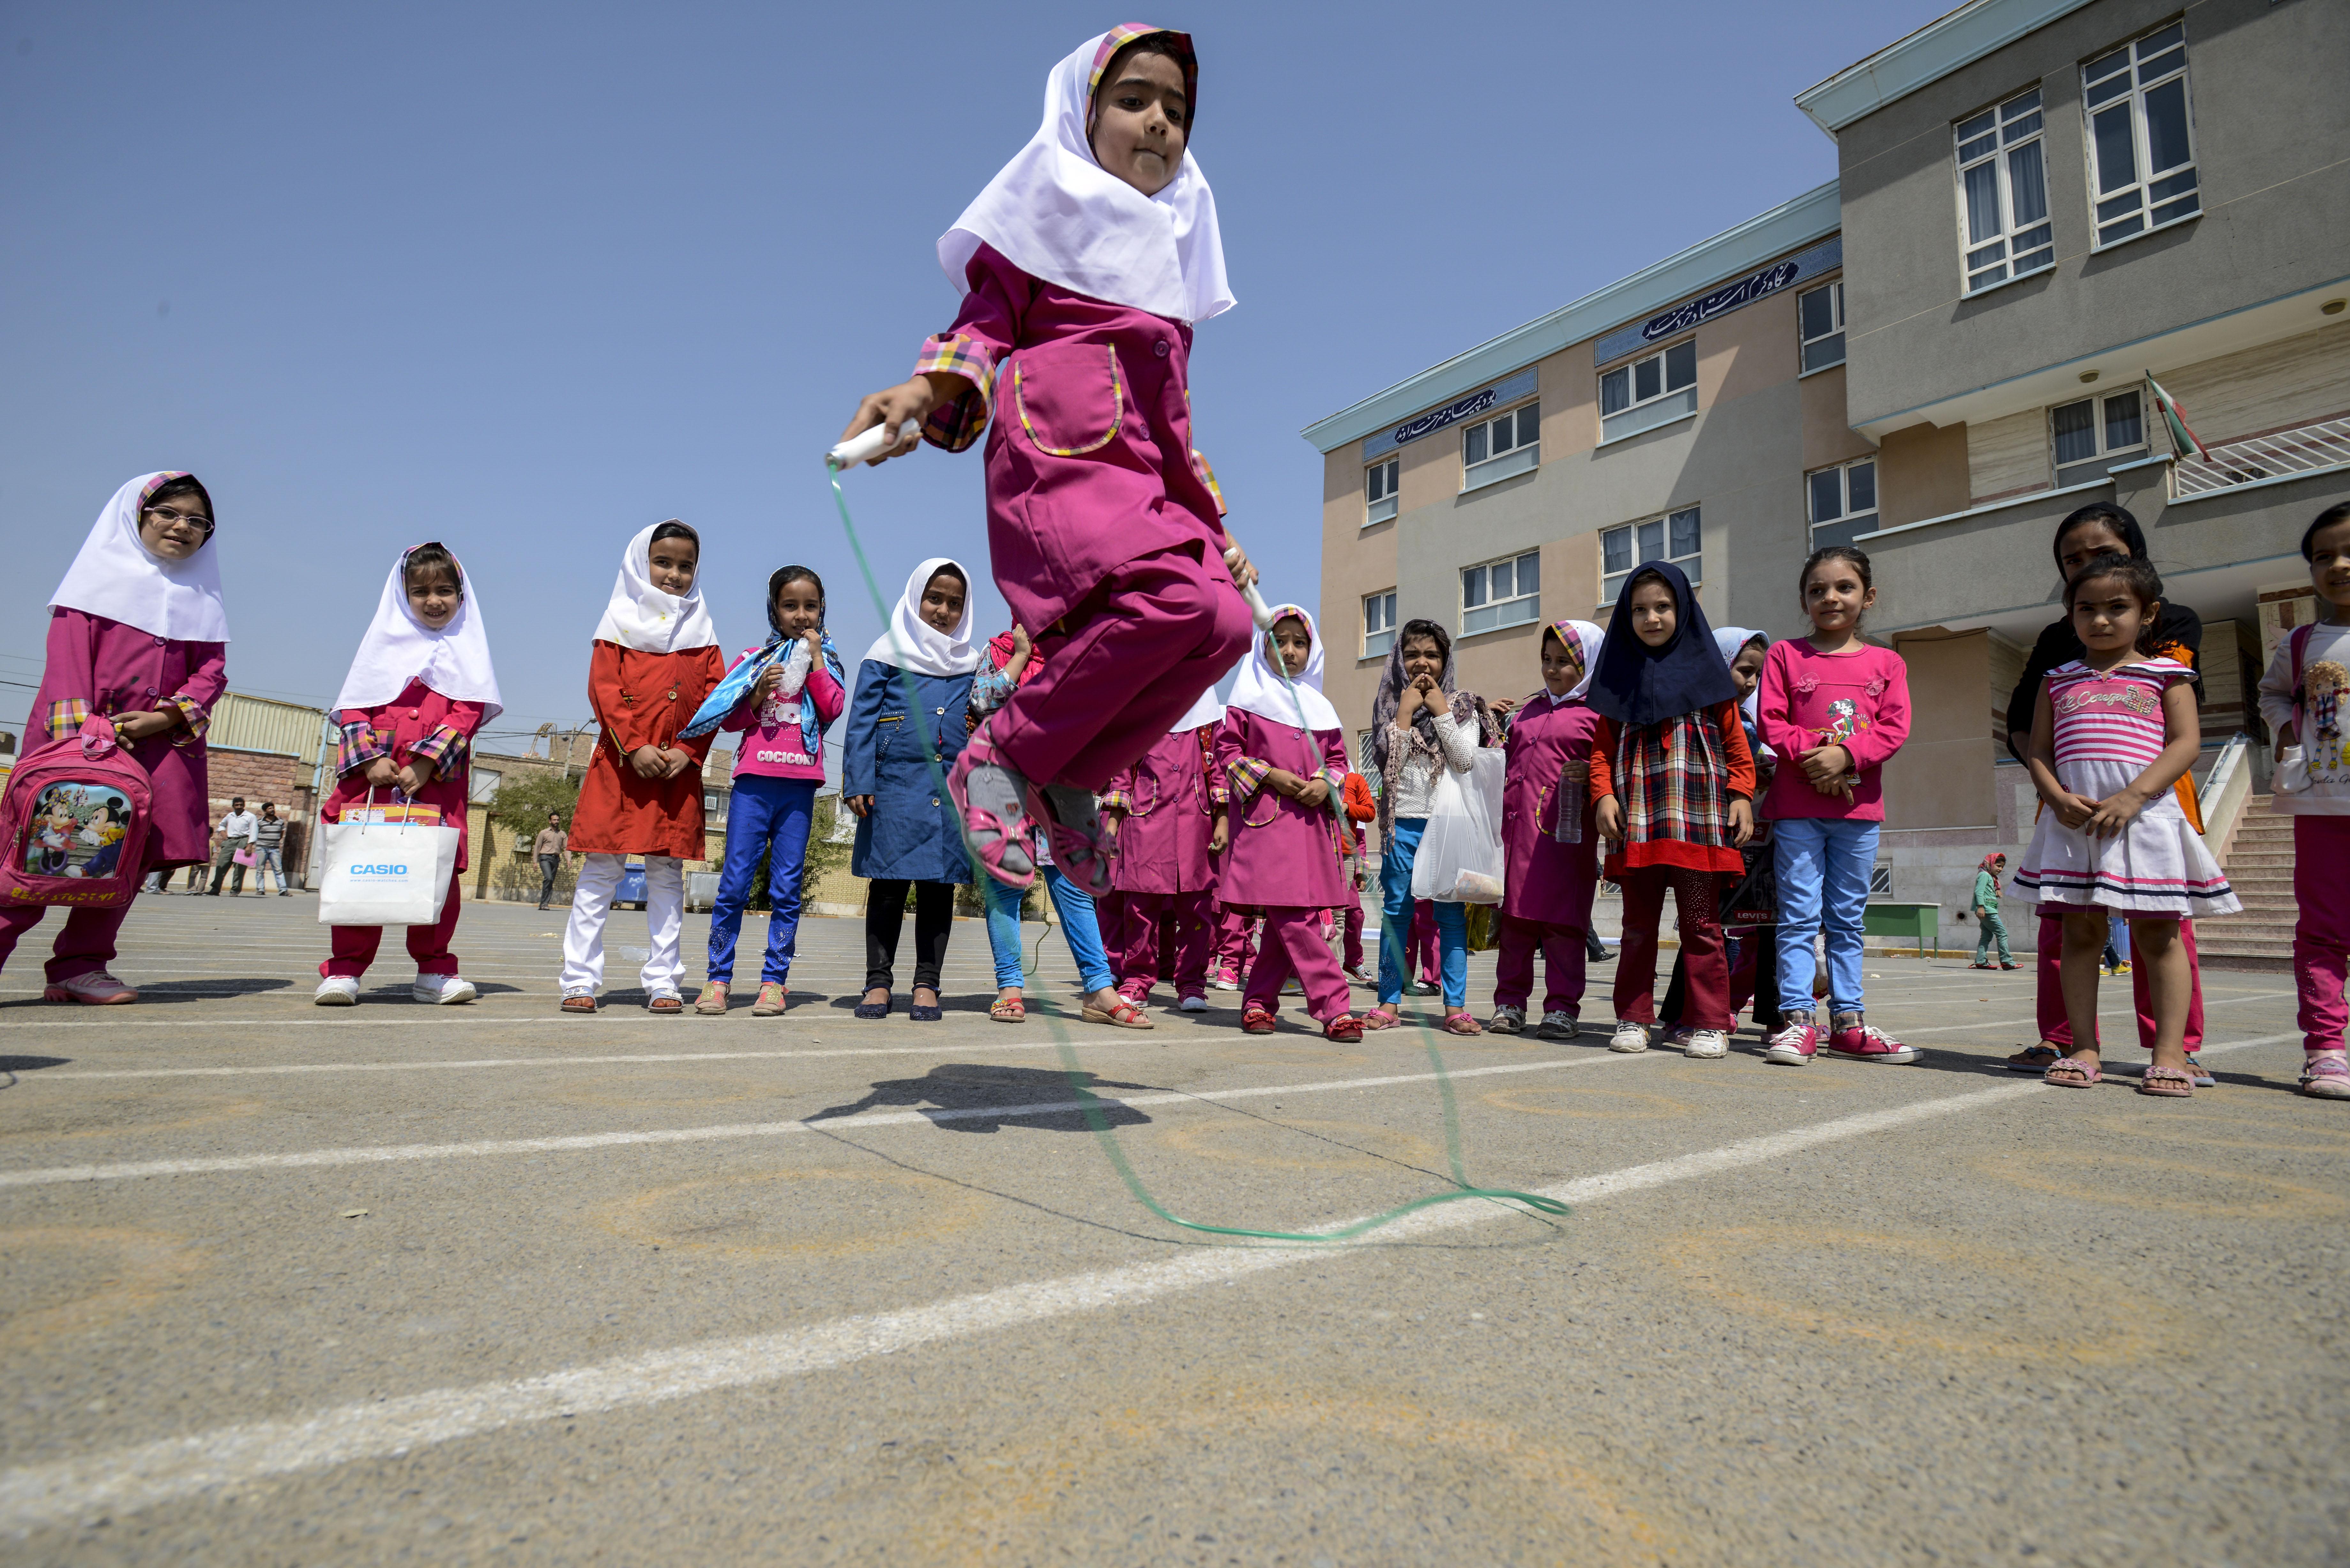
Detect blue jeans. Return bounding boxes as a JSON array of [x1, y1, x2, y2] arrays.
[[708, 775, 815, 985], [984, 866, 1114, 993], [1773, 816, 1880, 1015], [1379, 816, 1467, 1008]]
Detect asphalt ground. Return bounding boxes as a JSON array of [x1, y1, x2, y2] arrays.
[[0, 893, 2340, 1566]]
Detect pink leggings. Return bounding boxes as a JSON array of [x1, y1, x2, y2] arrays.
[[1117, 889, 1212, 1001], [1493, 914, 1586, 1015], [1241, 906, 1353, 1023], [2035, 912, 2203, 1050], [0, 899, 134, 984], [2296, 817, 2350, 1052], [322, 868, 464, 979]]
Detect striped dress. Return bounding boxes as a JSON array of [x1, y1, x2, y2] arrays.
[[2014, 657, 2240, 917]]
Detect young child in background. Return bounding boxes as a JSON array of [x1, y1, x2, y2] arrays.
[[1587, 564, 1754, 1059], [1971, 853, 2014, 970], [559, 522, 725, 1016], [843, 24, 1256, 896], [1757, 548, 1916, 1066], [315, 543, 498, 1006], [1101, 683, 1228, 1014], [693, 565, 845, 1017], [1216, 606, 1361, 1042], [2259, 502, 2350, 1098], [1337, 769, 1376, 986], [2018, 555, 2238, 1096], [1489, 619, 1604, 1039], [2, 473, 227, 1004], [844, 559, 977, 1021]]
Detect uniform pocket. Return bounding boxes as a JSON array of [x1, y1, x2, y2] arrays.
[[1011, 343, 1125, 457]]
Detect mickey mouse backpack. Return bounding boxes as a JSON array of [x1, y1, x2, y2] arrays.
[[0, 717, 155, 911]]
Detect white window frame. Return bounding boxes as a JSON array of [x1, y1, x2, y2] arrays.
[[2082, 22, 2200, 251], [1361, 589, 1398, 661], [1459, 400, 1539, 492], [2049, 386, 2149, 486], [1954, 87, 2055, 296], [1807, 458, 1879, 548], [1798, 280, 1846, 374], [1364, 455, 1399, 526], [1459, 550, 1540, 637], [1600, 508, 1702, 607], [703, 788, 730, 825], [1598, 338, 1698, 443]]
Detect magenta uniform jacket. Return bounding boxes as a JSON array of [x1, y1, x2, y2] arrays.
[[322, 680, 487, 870], [28, 607, 225, 869], [917, 243, 1234, 633], [1103, 726, 1224, 895], [1211, 709, 1348, 910], [1500, 691, 1603, 930]]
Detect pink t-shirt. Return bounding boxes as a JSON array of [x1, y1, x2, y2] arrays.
[[722, 649, 846, 783], [1757, 639, 1912, 821]]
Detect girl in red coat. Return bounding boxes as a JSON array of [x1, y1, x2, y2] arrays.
[[559, 522, 727, 1015], [314, 543, 500, 1005]]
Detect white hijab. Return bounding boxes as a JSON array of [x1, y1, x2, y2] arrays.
[[1553, 619, 1605, 703], [1170, 682, 1225, 733], [592, 521, 720, 653], [332, 544, 504, 721], [863, 557, 980, 678], [49, 472, 231, 643], [938, 25, 1233, 325], [1226, 604, 1341, 733], [1713, 626, 1771, 758]]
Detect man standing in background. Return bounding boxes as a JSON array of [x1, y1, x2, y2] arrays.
[[254, 802, 292, 895], [207, 797, 260, 896], [534, 811, 569, 910]]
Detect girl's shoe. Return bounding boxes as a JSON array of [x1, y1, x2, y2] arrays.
[[1663, 1025, 1697, 1050], [1536, 1011, 1580, 1040], [1241, 1003, 1278, 1035], [909, 991, 943, 1022], [1487, 1005, 1525, 1035], [1406, 979, 1441, 997], [990, 994, 1027, 1022], [1442, 1011, 1482, 1036], [1608, 1021, 1649, 1053], [2006, 1043, 2062, 1073], [2043, 1056, 2101, 1087], [2183, 1051, 2215, 1088], [314, 976, 360, 1006], [1209, 969, 1240, 991], [1825, 1020, 1917, 1064], [413, 975, 477, 1005], [560, 990, 599, 1015], [947, 743, 1038, 890], [1324, 1014, 1364, 1043], [1968, 962, 1993, 970], [1081, 995, 1155, 1029], [751, 983, 787, 1017], [43, 971, 137, 1005], [647, 989, 684, 1015], [1178, 993, 1208, 1013], [1360, 1006, 1400, 1031], [1683, 1029, 1730, 1059], [1999, 961, 2019, 970], [1343, 965, 1375, 986], [1028, 782, 1116, 899], [694, 981, 729, 1015], [2299, 1052, 2350, 1099], [1763, 1019, 1818, 1066], [854, 993, 891, 1020], [2138, 1064, 2194, 1098]]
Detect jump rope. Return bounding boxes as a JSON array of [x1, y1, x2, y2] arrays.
[[825, 421, 1569, 1241]]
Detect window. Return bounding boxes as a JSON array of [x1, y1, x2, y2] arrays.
[[1461, 401, 1539, 490], [1955, 87, 2054, 294], [702, 789, 730, 826], [1460, 551, 1540, 636], [1599, 339, 1697, 442], [1807, 458, 1878, 549], [2049, 388, 2147, 486], [1601, 508, 1701, 604], [1799, 281, 1846, 372], [468, 768, 502, 805], [1869, 863, 1893, 896], [2082, 23, 2199, 248], [1362, 589, 1397, 660], [1364, 456, 1399, 525]]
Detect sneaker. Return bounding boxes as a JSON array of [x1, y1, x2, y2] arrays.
[[1406, 979, 1442, 997], [412, 974, 478, 1005], [1763, 1018, 1819, 1066], [752, 982, 788, 1017], [2300, 1052, 2350, 1100], [1178, 993, 1208, 1014], [314, 976, 360, 1006], [1488, 1005, 1525, 1035], [1683, 1029, 1730, 1059], [1343, 965, 1374, 987], [1608, 1021, 1649, 1053], [43, 970, 138, 1005], [1209, 969, 1239, 991], [1825, 1019, 1917, 1064], [1535, 1010, 1580, 1041]]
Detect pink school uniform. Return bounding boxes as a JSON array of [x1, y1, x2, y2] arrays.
[[1494, 622, 1606, 1022], [1102, 688, 1227, 1005]]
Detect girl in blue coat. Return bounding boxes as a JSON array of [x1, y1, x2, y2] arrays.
[[844, 558, 978, 1020]]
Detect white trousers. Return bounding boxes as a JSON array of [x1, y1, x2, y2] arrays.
[[561, 854, 685, 996]]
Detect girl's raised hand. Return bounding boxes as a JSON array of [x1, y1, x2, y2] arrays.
[[842, 373, 961, 465]]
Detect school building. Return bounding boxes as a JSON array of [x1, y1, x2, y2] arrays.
[[1307, 0, 2346, 959]]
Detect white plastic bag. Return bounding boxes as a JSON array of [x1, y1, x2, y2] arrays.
[[1410, 748, 1507, 904], [2274, 745, 2311, 795], [316, 812, 459, 926]]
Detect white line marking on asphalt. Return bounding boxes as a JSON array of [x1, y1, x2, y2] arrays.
[[43, 1040, 1161, 1080]]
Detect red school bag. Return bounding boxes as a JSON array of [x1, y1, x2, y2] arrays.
[[0, 716, 155, 912]]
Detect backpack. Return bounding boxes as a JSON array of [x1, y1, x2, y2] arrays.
[[0, 717, 156, 911]]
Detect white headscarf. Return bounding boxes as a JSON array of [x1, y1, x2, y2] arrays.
[[592, 521, 720, 654], [332, 544, 504, 722], [863, 557, 980, 678], [1713, 625, 1771, 757], [1552, 619, 1604, 703], [1170, 682, 1225, 733], [938, 25, 1233, 325], [49, 472, 231, 643], [1225, 603, 1341, 733]]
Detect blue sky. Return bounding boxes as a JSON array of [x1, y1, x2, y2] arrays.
[[0, 0, 1945, 763]]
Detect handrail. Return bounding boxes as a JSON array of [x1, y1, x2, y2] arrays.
[[2199, 731, 2254, 864]]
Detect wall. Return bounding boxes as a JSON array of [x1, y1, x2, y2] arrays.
[[1883, 630, 1996, 829], [1877, 422, 1970, 528], [201, 746, 314, 881]]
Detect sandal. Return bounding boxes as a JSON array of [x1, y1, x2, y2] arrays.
[[947, 738, 1038, 890], [1443, 1011, 1483, 1037], [560, 991, 598, 1016], [1325, 1013, 1364, 1043], [647, 990, 684, 1015], [1241, 1003, 1278, 1035], [2006, 1042, 2062, 1073], [751, 982, 787, 1017], [2043, 1056, 2101, 1088], [1081, 996, 1156, 1030], [990, 995, 1027, 1023], [693, 981, 729, 1016], [2138, 1064, 2195, 1098], [1359, 1006, 1401, 1031]]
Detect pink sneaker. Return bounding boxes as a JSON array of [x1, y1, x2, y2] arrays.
[[44, 971, 137, 1005], [1762, 1018, 1818, 1066], [1826, 1019, 1918, 1064]]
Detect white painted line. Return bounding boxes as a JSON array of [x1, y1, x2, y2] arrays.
[[43, 1039, 1162, 1081], [1893, 988, 2293, 1037]]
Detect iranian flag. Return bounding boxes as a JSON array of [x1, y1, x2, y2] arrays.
[[2144, 370, 2211, 461]]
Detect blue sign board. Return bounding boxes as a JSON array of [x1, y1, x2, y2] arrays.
[[1593, 237, 1841, 367], [1365, 367, 1538, 460]]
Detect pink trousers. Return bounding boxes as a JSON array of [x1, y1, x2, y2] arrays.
[[1118, 889, 1212, 1002], [2035, 913, 2204, 1050], [1409, 900, 1439, 987], [1241, 906, 1353, 1023], [991, 546, 1256, 794], [1213, 906, 1258, 979], [0, 900, 133, 984], [2295, 816, 2350, 1052], [1094, 890, 1127, 972], [322, 868, 463, 978], [1615, 866, 1730, 1030], [1494, 914, 1586, 1016], [1338, 886, 1367, 971]]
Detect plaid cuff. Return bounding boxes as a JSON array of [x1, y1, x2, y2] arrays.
[[1226, 756, 1271, 797], [335, 720, 389, 777], [1098, 789, 1132, 814], [410, 725, 469, 774], [42, 698, 92, 743], [1190, 447, 1227, 516], [167, 694, 209, 746], [914, 334, 998, 452]]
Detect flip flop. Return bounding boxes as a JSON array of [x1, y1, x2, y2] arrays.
[[1359, 1006, 1401, 1031], [1081, 996, 1155, 1030], [2138, 1064, 2195, 1098], [2043, 1057, 2101, 1088], [2007, 1043, 2062, 1073], [990, 996, 1027, 1023]]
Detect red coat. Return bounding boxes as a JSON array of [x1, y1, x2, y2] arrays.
[[325, 680, 485, 870], [569, 642, 725, 859]]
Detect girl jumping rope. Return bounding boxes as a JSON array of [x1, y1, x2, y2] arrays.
[[838, 24, 1256, 897]]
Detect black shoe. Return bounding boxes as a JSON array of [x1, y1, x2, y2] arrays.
[[910, 1004, 943, 1022], [853, 998, 891, 1019]]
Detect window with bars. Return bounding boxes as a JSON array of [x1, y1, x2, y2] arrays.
[[1808, 459, 1878, 549], [1364, 456, 1399, 525], [1799, 281, 1846, 373], [1362, 589, 1397, 660], [2050, 388, 2147, 486], [1460, 551, 1540, 636], [2083, 23, 2199, 248], [702, 789, 730, 826], [1461, 402, 1539, 490], [1601, 508, 1701, 605], [1956, 87, 2054, 295], [1599, 339, 1698, 442]]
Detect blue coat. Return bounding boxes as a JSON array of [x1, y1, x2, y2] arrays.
[[842, 660, 973, 884]]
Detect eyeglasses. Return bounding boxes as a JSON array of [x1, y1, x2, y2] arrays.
[[142, 505, 214, 538]]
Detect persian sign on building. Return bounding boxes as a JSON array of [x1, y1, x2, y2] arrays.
[[1592, 237, 1842, 366]]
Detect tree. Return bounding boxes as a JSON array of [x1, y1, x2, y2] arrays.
[[487, 769, 582, 840]]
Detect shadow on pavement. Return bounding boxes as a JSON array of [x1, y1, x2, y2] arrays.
[[807, 1063, 1157, 1134]]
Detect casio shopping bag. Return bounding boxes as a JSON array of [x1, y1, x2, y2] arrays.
[[316, 797, 459, 926], [1409, 747, 1508, 905], [0, 717, 154, 912]]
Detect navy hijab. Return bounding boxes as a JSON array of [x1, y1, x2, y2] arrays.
[[1587, 562, 1739, 728]]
